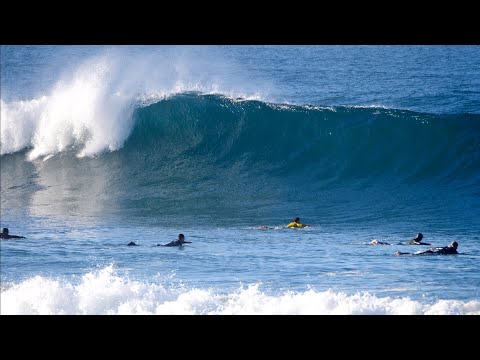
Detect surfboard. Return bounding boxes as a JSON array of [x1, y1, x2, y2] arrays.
[[255, 225, 311, 230]]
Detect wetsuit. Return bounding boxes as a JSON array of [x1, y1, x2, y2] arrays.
[[395, 244, 458, 256], [161, 240, 192, 247], [418, 245, 458, 255], [408, 240, 431, 245], [371, 240, 391, 245], [0, 234, 25, 239]]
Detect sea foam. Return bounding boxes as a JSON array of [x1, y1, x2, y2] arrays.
[[1, 266, 478, 315]]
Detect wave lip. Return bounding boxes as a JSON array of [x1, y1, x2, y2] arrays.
[[1, 48, 272, 159], [1, 98, 45, 156], [2, 266, 479, 315], [1, 57, 134, 159]]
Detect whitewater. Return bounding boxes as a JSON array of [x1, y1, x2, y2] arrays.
[[1, 45, 479, 315]]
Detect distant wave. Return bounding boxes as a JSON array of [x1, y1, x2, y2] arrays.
[[1, 266, 478, 315]]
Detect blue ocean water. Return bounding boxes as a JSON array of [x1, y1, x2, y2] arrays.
[[1, 45, 480, 314]]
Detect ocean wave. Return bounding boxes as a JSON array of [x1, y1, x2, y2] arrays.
[[1, 266, 478, 315], [1, 50, 270, 159], [4, 92, 479, 182], [2, 92, 480, 221]]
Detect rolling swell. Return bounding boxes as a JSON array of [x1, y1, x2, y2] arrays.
[[2, 93, 479, 227], [125, 93, 480, 184]]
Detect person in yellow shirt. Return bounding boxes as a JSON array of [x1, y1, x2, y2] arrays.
[[286, 217, 308, 228]]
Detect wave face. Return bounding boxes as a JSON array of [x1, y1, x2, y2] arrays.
[[5, 93, 479, 180], [2, 93, 480, 228], [126, 94, 480, 181]]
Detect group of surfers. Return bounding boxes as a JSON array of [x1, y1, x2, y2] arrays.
[[265, 218, 459, 256], [0, 227, 190, 248], [1, 219, 460, 254], [370, 232, 459, 255]]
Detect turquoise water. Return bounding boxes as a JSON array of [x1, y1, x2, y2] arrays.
[[1, 46, 479, 314]]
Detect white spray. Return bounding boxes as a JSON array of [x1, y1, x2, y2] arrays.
[[2, 266, 479, 315], [1, 46, 270, 159]]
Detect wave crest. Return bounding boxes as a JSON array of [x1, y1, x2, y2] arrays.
[[2, 266, 478, 315]]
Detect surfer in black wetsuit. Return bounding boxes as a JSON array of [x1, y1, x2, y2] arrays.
[[394, 241, 459, 256], [0, 228, 25, 239], [407, 232, 430, 245], [370, 239, 391, 245], [160, 233, 192, 247]]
